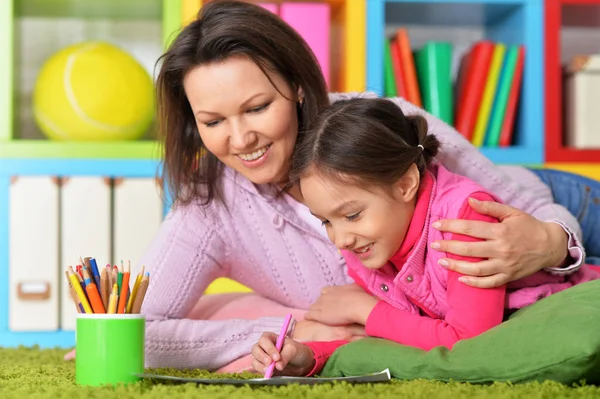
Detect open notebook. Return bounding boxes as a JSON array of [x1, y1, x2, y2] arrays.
[[137, 368, 391, 386]]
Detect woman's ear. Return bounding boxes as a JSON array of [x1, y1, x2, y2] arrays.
[[393, 163, 420, 202], [297, 86, 304, 105]]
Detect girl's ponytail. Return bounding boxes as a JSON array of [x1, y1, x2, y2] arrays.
[[407, 115, 440, 173]]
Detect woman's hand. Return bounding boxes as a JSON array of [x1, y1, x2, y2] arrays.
[[431, 198, 569, 288], [305, 284, 379, 326], [291, 319, 366, 342], [251, 332, 316, 377]]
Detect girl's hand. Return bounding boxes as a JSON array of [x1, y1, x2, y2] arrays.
[[64, 349, 76, 361], [291, 319, 366, 342], [431, 198, 569, 288], [251, 332, 316, 376], [305, 284, 379, 326]]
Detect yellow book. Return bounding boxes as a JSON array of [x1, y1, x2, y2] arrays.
[[343, 0, 366, 92], [471, 43, 506, 147]]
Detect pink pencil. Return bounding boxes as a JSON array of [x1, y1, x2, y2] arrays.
[[264, 313, 294, 379]]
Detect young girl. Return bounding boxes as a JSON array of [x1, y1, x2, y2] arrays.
[[250, 97, 600, 377]]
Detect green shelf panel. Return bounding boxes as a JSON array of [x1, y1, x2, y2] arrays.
[[15, 0, 163, 20], [0, 140, 162, 159]]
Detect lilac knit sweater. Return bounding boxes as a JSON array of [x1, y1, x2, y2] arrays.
[[140, 93, 584, 370]]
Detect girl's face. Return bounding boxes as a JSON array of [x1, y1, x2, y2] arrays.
[[184, 55, 301, 186], [299, 168, 419, 269]]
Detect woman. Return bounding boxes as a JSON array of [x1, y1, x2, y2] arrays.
[[139, 0, 591, 370]]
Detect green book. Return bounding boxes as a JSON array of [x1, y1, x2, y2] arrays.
[[384, 38, 397, 98], [415, 42, 453, 125]]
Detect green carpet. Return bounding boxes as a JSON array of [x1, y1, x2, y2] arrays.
[[1, 347, 599, 399]]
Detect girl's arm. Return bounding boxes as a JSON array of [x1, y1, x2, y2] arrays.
[[364, 192, 506, 350], [140, 203, 290, 370]]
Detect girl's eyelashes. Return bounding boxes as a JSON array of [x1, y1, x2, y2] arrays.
[[319, 211, 362, 226], [345, 211, 362, 222]]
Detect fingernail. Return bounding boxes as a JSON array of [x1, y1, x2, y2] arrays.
[[264, 356, 271, 364], [431, 242, 441, 250], [469, 197, 480, 204], [432, 221, 441, 229], [458, 277, 468, 283], [272, 353, 279, 361], [438, 258, 449, 267]]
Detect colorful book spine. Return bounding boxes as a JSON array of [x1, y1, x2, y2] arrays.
[[280, 3, 331, 88], [471, 43, 506, 147], [486, 45, 521, 147], [499, 46, 525, 147]]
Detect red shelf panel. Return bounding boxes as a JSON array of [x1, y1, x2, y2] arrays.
[[545, 0, 600, 163]]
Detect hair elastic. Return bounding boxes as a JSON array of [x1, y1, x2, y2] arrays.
[[417, 144, 424, 151]]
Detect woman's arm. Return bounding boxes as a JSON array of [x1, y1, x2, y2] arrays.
[[388, 96, 584, 285], [140, 203, 290, 370], [328, 92, 584, 285]]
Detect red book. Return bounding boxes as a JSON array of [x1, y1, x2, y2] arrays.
[[395, 28, 421, 107], [454, 41, 495, 140], [389, 38, 407, 98], [455, 51, 471, 116]]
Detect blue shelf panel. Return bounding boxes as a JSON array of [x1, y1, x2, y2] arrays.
[[0, 159, 161, 177], [366, 0, 544, 165], [0, 158, 173, 213], [0, 331, 75, 349], [479, 146, 543, 165], [0, 177, 9, 334], [384, 2, 524, 27]]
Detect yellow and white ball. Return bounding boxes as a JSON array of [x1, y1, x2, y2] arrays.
[[33, 41, 154, 141]]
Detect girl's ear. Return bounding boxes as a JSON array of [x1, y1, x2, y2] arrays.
[[393, 163, 420, 202]]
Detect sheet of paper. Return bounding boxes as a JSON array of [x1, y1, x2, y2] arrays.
[[137, 368, 391, 386]]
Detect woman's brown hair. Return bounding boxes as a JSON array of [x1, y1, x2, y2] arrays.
[[156, 0, 329, 206], [290, 97, 441, 190]]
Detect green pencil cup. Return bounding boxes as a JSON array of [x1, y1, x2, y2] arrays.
[[75, 314, 145, 386]]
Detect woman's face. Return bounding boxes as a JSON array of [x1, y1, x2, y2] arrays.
[[183, 55, 301, 186]]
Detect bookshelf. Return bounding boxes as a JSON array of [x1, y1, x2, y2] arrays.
[[0, 0, 365, 348], [0, 0, 178, 348], [545, 0, 600, 170], [368, 0, 544, 166]]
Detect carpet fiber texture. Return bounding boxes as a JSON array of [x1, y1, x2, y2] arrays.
[[1, 347, 599, 399]]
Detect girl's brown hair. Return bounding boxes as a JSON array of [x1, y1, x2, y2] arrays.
[[290, 97, 441, 190], [156, 0, 329, 206]]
